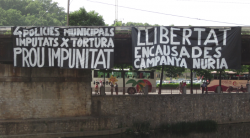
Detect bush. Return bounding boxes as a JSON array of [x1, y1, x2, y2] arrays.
[[156, 83, 200, 89]]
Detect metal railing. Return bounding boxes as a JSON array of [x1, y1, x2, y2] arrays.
[[91, 86, 249, 95], [91, 87, 204, 95]]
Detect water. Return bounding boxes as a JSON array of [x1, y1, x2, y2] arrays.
[[68, 123, 250, 138]]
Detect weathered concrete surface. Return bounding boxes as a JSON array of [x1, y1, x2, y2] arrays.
[[137, 123, 250, 138], [0, 64, 92, 119], [92, 94, 250, 127], [1, 63, 250, 137], [0, 116, 124, 137]]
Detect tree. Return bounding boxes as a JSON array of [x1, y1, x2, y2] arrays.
[[69, 7, 105, 26], [213, 69, 226, 87], [165, 66, 186, 93], [0, 8, 25, 26], [230, 65, 249, 80], [121, 22, 160, 26], [113, 20, 122, 26], [164, 66, 185, 81], [195, 69, 213, 94], [149, 65, 185, 94], [0, 0, 66, 26]]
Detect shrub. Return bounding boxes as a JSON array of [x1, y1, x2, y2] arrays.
[[156, 83, 200, 89]]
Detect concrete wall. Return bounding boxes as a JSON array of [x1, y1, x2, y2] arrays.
[[0, 116, 123, 136], [92, 94, 250, 127], [0, 64, 92, 119]]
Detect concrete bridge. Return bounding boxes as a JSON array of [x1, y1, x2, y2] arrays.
[[0, 27, 250, 137], [0, 63, 249, 137]]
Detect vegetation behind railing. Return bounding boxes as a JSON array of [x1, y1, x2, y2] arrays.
[[156, 83, 201, 89]]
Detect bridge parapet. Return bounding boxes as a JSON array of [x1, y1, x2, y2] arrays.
[[0, 63, 92, 120]]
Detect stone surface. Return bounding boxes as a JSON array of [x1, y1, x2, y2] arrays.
[[2, 63, 250, 137], [0, 116, 123, 136], [0, 64, 92, 119], [92, 94, 250, 127]]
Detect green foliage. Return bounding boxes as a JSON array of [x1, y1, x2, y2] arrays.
[[149, 65, 185, 78], [195, 69, 213, 85], [126, 79, 144, 88], [229, 65, 250, 80], [126, 79, 137, 86], [213, 69, 227, 78], [0, 0, 66, 26], [113, 64, 133, 70], [230, 65, 249, 74], [120, 22, 160, 26], [242, 32, 250, 35], [113, 20, 122, 26], [245, 65, 250, 71], [156, 83, 200, 88], [149, 65, 185, 94], [3, 30, 11, 35], [69, 7, 105, 26], [164, 66, 186, 78], [245, 65, 250, 81]]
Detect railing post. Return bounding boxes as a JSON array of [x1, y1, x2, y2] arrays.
[[182, 86, 186, 94]]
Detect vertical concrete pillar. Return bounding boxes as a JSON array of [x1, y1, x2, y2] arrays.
[[144, 85, 148, 95], [100, 86, 105, 95], [0, 64, 92, 119], [216, 86, 221, 93], [182, 86, 186, 94]]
